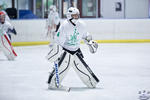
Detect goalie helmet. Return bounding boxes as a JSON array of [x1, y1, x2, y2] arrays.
[[0, 11, 5, 15], [0, 11, 5, 24], [66, 7, 80, 25], [49, 5, 56, 12]]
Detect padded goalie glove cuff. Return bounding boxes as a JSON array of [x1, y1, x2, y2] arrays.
[[87, 40, 98, 53]]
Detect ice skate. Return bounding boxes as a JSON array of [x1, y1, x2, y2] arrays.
[[48, 84, 70, 92]]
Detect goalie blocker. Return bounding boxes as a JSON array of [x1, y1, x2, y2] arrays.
[[47, 48, 99, 88]]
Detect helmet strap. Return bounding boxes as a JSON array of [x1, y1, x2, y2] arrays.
[[69, 18, 76, 26]]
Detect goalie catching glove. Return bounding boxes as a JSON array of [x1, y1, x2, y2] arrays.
[[87, 40, 98, 53], [84, 35, 98, 53]]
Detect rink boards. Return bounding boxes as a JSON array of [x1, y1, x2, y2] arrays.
[[10, 19, 150, 46], [11, 39, 150, 46]]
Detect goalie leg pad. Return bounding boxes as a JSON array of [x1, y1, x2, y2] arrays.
[[0, 35, 17, 60], [46, 44, 62, 63], [73, 53, 99, 88], [48, 52, 71, 87]]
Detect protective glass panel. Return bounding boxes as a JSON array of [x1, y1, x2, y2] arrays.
[[149, 0, 150, 17], [18, 0, 29, 10], [63, 0, 69, 17], [1, 0, 12, 9], [44, 0, 54, 18], [82, 0, 96, 16], [62, 0, 78, 18], [70, 0, 78, 7], [36, 0, 42, 18]]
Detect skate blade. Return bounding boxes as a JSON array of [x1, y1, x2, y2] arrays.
[[48, 86, 70, 92]]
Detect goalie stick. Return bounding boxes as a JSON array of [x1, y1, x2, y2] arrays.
[[54, 61, 59, 87], [54, 61, 70, 92]]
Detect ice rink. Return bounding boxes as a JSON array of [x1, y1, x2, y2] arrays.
[[0, 43, 150, 100]]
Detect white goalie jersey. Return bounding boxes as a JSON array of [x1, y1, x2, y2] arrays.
[[0, 21, 13, 36], [54, 19, 89, 51], [46, 9, 60, 43], [47, 11, 60, 27]]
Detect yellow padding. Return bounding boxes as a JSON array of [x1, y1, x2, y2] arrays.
[[12, 39, 150, 46], [12, 41, 50, 46], [96, 39, 150, 43]]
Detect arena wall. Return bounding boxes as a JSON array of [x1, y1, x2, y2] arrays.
[[11, 19, 150, 46]]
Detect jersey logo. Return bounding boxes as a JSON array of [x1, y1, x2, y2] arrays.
[[68, 28, 79, 46]]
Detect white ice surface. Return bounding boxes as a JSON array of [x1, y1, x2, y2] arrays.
[[0, 43, 150, 100]]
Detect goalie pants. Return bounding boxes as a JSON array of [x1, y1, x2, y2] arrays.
[[48, 48, 99, 88], [0, 34, 17, 60]]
